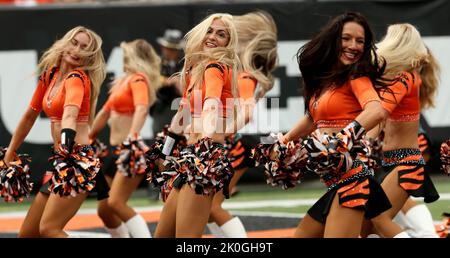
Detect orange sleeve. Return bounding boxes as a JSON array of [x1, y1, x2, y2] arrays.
[[349, 76, 381, 108], [102, 96, 113, 112], [378, 72, 412, 114], [130, 75, 149, 106], [28, 72, 47, 112], [64, 72, 85, 109], [238, 74, 257, 100], [204, 63, 225, 100]]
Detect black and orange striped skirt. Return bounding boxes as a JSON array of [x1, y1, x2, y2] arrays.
[[226, 134, 257, 170], [380, 148, 439, 203], [307, 160, 392, 224]]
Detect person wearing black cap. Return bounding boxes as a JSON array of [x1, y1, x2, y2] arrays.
[[150, 29, 185, 143], [157, 29, 184, 82]]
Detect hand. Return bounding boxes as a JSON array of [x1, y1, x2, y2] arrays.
[[127, 132, 139, 142], [2, 154, 13, 168], [338, 120, 365, 140], [2, 148, 16, 168], [224, 131, 233, 138], [183, 124, 191, 136], [88, 132, 96, 142], [277, 133, 288, 146]]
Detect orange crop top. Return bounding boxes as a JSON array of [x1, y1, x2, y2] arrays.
[[309, 76, 381, 128], [102, 73, 150, 114], [182, 62, 234, 118], [29, 67, 91, 123], [378, 71, 421, 122], [238, 72, 257, 100]]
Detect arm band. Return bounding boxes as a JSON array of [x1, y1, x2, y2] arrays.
[[61, 128, 77, 153], [342, 120, 365, 140], [162, 131, 184, 156]]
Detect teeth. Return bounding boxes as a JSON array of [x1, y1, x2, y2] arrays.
[[206, 42, 216, 47], [345, 52, 355, 59]]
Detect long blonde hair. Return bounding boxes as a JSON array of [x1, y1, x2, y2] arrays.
[[112, 39, 161, 107], [420, 46, 440, 108], [377, 23, 440, 108], [180, 13, 240, 98], [234, 11, 278, 99], [38, 26, 106, 125]]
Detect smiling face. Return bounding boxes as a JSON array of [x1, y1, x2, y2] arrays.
[[62, 31, 91, 68], [202, 18, 230, 52], [339, 21, 365, 65]]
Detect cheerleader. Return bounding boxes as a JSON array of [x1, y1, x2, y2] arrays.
[[369, 24, 440, 238], [207, 11, 278, 238], [3, 26, 106, 237], [154, 13, 240, 237], [89, 39, 161, 238], [259, 12, 392, 237]]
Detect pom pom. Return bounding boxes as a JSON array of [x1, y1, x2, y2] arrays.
[[48, 144, 100, 197], [90, 139, 109, 160], [305, 129, 370, 176], [115, 135, 150, 177], [224, 133, 243, 153], [440, 139, 450, 176], [146, 126, 187, 188], [145, 138, 165, 186], [169, 137, 233, 197], [0, 147, 34, 202], [366, 136, 383, 170], [159, 165, 186, 202], [251, 133, 308, 189]]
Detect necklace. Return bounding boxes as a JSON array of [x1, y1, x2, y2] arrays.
[[46, 73, 61, 108]]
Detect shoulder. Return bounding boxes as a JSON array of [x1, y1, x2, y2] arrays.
[[239, 72, 256, 81], [349, 75, 371, 84], [66, 69, 89, 84], [347, 76, 373, 90], [397, 71, 416, 89], [130, 72, 148, 84], [205, 61, 230, 76], [398, 71, 419, 85], [39, 66, 58, 86]]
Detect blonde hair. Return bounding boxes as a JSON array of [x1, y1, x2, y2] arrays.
[[38, 26, 106, 125], [234, 11, 278, 99], [112, 39, 161, 107], [377, 23, 439, 108], [179, 13, 240, 98], [420, 46, 440, 108]]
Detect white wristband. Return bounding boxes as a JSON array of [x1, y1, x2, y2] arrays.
[[162, 135, 176, 156]]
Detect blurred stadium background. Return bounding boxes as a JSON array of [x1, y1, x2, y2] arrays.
[[0, 0, 449, 237]]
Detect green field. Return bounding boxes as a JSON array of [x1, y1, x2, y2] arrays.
[[226, 176, 450, 220], [1, 175, 449, 221]]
